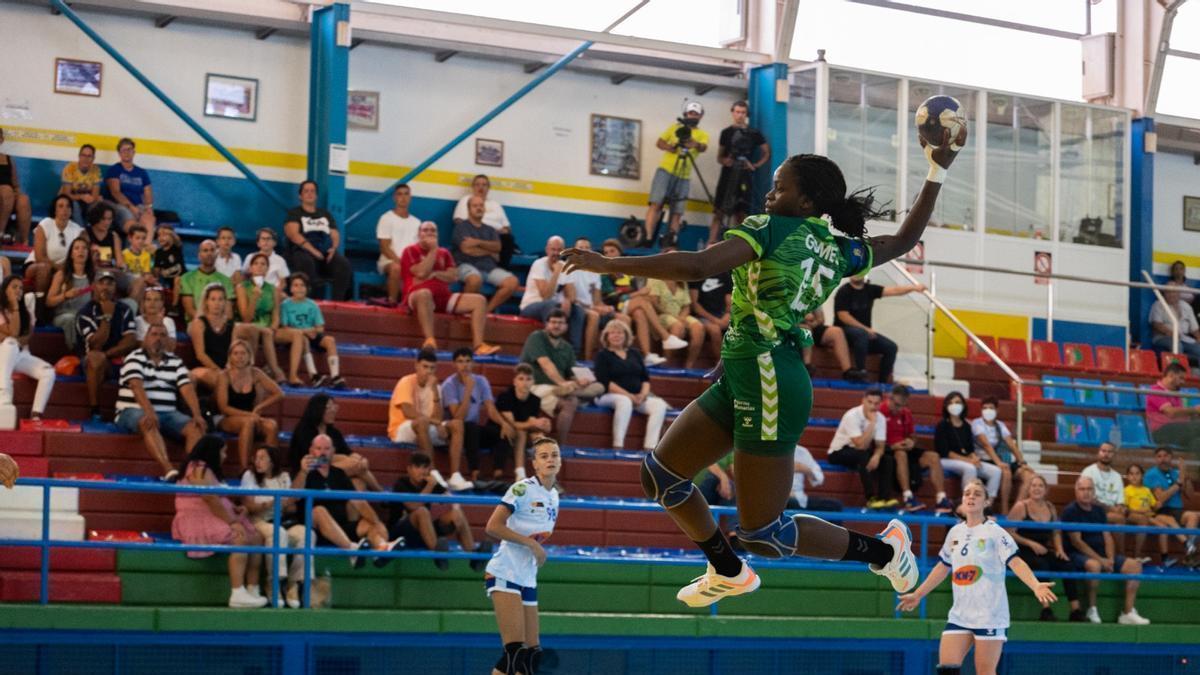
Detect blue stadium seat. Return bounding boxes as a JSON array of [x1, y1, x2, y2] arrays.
[[1106, 380, 1142, 411], [1055, 413, 1092, 446], [1086, 416, 1116, 446], [1043, 375, 1076, 404], [1116, 414, 1153, 449], [1182, 387, 1200, 408], [1074, 378, 1113, 409]]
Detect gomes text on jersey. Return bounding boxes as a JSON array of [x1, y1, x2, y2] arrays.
[[722, 214, 872, 359]]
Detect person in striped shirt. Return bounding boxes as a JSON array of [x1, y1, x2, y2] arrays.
[[115, 323, 206, 481]]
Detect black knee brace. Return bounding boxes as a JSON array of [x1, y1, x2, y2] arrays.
[[494, 642, 523, 674], [517, 645, 542, 674], [936, 665, 961, 675]]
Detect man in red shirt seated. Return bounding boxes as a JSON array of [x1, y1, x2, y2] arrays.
[[401, 220, 499, 356], [1145, 362, 1200, 453], [880, 384, 952, 514]]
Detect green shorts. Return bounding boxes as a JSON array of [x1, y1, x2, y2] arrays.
[[696, 342, 812, 456]]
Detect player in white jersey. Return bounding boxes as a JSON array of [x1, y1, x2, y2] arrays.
[[484, 437, 561, 675], [898, 480, 1056, 675]]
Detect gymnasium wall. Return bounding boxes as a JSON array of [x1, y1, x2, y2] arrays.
[[1151, 151, 1200, 279], [0, 2, 737, 253]]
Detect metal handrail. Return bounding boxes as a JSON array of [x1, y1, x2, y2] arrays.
[[1142, 269, 1182, 355], [897, 257, 1190, 292], [889, 260, 1026, 444]]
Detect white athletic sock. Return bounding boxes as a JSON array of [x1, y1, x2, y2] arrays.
[[303, 352, 317, 375], [937, 492, 947, 502], [903, 490, 913, 500], [327, 355, 340, 377]]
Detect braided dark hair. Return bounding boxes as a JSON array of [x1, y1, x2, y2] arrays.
[[783, 154, 887, 239]]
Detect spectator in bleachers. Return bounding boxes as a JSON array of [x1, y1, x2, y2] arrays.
[[78, 269, 138, 420], [1145, 362, 1200, 452], [278, 272, 345, 389], [236, 253, 289, 383], [0, 275, 55, 422], [1006, 472, 1079, 622], [1080, 441, 1129, 552], [520, 236, 586, 350], [564, 237, 611, 360], [1124, 463, 1186, 566], [86, 201, 124, 271], [178, 240, 233, 322], [116, 323, 204, 478], [800, 308, 860, 382], [295, 434, 401, 569], [388, 451, 490, 572], [631, 276, 705, 370], [593, 319, 669, 450], [1149, 286, 1200, 366], [696, 452, 735, 508], [376, 183, 421, 305], [214, 227, 243, 285], [1144, 447, 1200, 564], [1167, 260, 1199, 317], [643, 103, 708, 246], [452, 195, 519, 313], [826, 388, 897, 509], [599, 239, 640, 316], [520, 309, 604, 445], [26, 195, 85, 294], [215, 339, 283, 470], [453, 174, 517, 268], [283, 181, 353, 301], [443, 347, 513, 481], [935, 391, 1001, 506], [240, 445, 304, 608], [388, 348, 471, 491], [59, 143, 102, 227], [971, 396, 1034, 514], [689, 259, 731, 363], [171, 435, 268, 608], [244, 228, 290, 288], [122, 224, 154, 305], [491, 364, 553, 481], [135, 287, 176, 351], [287, 393, 382, 492], [880, 384, 950, 514], [401, 221, 499, 356], [103, 138, 156, 234], [0, 127, 33, 245], [708, 100, 769, 246], [1061, 475, 1150, 625], [152, 225, 185, 305], [187, 284, 235, 391], [46, 235, 94, 351], [832, 276, 924, 384], [787, 444, 843, 512]]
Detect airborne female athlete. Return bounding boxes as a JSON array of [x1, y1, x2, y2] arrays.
[[561, 126, 967, 606]]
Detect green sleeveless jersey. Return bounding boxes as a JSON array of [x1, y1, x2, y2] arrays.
[[721, 214, 873, 359]]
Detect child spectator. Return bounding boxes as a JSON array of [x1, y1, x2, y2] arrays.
[[215, 226, 243, 284], [442, 348, 513, 481], [236, 253, 289, 382], [240, 446, 304, 608], [491, 363, 553, 481], [86, 201, 124, 270], [1124, 463, 1179, 565], [243, 228, 290, 288], [122, 224, 154, 304], [152, 225, 185, 310], [388, 452, 490, 571], [278, 272, 345, 389]]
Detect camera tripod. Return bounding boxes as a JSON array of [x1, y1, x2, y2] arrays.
[[645, 141, 715, 248]]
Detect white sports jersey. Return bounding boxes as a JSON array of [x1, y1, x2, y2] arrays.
[[939, 520, 1018, 629], [485, 477, 559, 588]]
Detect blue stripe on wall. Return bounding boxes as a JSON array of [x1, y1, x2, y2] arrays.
[[1030, 318, 1124, 348]]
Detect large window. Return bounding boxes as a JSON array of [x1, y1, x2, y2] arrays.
[[787, 69, 817, 156], [985, 94, 1053, 239], [827, 69, 899, 221], [1059, 105, 1124, 247], [906, 81, 978, 230]]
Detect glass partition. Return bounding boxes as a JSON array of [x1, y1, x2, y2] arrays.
[[827, 69, 899, 221], [1058, 105, 1125, 248], [788, 68, 817, 156], [985, 94, 1054, 239], [906, 81, 978, 230]]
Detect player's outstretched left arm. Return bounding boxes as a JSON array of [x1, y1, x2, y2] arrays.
[[1007, 556, 1057, 606], [896, 562, 950, 612], [870, 125, 968, 266], [562, 236, 756, 282]]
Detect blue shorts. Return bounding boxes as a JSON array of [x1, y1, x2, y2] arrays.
[[116, 407, 193, 441], [943, 623, 1006, 641], [1069, 552, 1127, 572], [485, 575, 537, 606]]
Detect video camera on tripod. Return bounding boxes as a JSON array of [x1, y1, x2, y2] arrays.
[[674, 115, 700, 146]]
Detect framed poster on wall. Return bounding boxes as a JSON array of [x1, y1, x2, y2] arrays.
[[475, 138, 504, 167], [54, 58, 102, 97], [590, 114, 641, 180], [204, 74, 258, 121], [1185, 196, 1200, 233], [348, 90, 379, 130]]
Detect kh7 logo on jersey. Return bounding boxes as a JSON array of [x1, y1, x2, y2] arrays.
[[953, 565, 983, 585]]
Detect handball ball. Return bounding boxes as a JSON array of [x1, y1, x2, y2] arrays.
[[915, 95, 965, 148]]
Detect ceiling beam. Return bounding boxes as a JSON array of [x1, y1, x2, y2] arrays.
[[844, 0, 1084, 40], [154, 14, 175, 28], [523, 62, 546, 74], [434, 49, 458, 63], [610, 73, 633, 85], [254, 26, 276, 40], [694, 84, 717, 95]]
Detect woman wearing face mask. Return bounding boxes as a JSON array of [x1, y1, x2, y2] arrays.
[[970, 397, 1034, 514], [934, 392, 1001, 506]]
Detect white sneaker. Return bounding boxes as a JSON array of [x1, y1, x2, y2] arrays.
[[447, 472, 474, 491], [429, 469, 450, 489], [1118, 608, 1150, 625], [514, 466, 527, 481], [285, 585, 301, 609], [1086, 606, 1102, 624], [675, 562, 760, 608], [228, 586, 269, 608], [245, 584, 263, 600], [662, 335, 689, 351], [870, 518, 919, 593], [644, 353, 667, 366]]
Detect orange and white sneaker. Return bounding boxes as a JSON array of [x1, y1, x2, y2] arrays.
[[676, 562, 760, 608], [474, 342, 501, 356], [870, 518, 918, 593]]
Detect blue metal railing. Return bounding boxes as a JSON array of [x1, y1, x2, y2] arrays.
[[5, 477, 1200, 616]]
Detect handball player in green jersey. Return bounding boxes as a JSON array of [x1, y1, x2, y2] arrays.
[[561, 124, 967, 607]]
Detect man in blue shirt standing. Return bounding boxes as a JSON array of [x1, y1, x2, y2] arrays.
[[1144, 446, 1200, 563]]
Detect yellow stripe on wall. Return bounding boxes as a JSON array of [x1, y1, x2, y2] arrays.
[[1153, 250, 1200, 269], [933, 309, 1028, 358], [5, 124, 711, 212]]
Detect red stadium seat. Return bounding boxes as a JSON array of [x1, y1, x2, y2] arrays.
[[1161, 352, 1192, 375], [997, 338, 1032, 366], [1095, 346, 1127, 373], [967, 335, 997, 362], [1011, 381, 1048, 404], [1062, 343, 1096, 370], [1030, 340, 1062, 367], [1130, 349, 1160, 376]]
